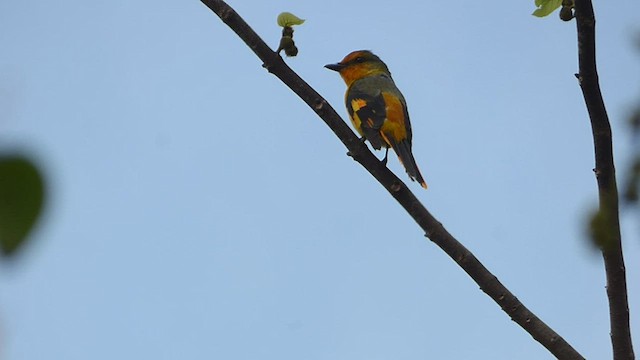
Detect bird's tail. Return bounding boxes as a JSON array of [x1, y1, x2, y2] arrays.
[[390, 139, 428, 189]]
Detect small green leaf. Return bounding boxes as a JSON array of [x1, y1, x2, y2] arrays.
[[277, 12, 305, 27], [532, 0, 562, 17], [0, 156, 45, 257], [587, 207, 618, 251]]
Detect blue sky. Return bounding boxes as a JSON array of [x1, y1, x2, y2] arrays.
[[1, 0, 639, 359]]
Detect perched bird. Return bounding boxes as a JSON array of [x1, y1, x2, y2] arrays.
[[325, 50, 427, 189]]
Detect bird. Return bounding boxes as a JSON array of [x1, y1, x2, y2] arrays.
[[325, 50, 427, 189]]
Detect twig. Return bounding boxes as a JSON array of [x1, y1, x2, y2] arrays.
[[200, 0, 586, 358], [574, 1, 635, 359]]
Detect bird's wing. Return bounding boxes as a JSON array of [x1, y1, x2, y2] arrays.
[[380, 90, 412, 145], [346, 86, 387, 149]]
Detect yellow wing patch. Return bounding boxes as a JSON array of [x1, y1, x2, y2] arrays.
[[350, 98, 367, 112], [349, 98, 367, 135]]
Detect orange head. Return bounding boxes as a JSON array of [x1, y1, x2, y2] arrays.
[[325, 50, 391, 86]]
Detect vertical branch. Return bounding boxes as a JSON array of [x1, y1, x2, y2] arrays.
[[574, 1, 635, 359]]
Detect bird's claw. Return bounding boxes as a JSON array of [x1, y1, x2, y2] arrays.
[[381, 148, 389, 166]]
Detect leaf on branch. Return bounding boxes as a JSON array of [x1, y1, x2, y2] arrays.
[[532, 0, 562, 17], [277, 12, 305, 27], [587, 207, 616, 251], [276, 12, 304, 57]]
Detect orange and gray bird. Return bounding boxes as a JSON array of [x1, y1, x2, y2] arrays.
[[325, 50, 427, 189]]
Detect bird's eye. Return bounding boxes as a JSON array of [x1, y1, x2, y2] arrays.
[[355, 57, 365, 63]]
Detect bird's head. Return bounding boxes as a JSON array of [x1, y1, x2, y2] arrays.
[[325, 50, 391, 86]]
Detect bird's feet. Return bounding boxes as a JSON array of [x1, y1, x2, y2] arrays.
[[381, 148, 389, 166]]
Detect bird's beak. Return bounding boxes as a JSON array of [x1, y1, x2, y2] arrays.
[[324, 63, 345, 72]]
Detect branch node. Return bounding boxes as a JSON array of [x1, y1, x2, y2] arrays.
[[390, 181, 402, 192], [262, 60, 277, 73], [424, 228, 437, 239], [219, 6, 233, 22]]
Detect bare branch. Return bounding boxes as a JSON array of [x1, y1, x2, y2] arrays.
[[200, 0, 585, 358], [574, 0, 635, 359]]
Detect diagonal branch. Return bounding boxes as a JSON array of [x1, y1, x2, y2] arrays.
[[200, 0, 585, 358], [574, 1, 635, 359]]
